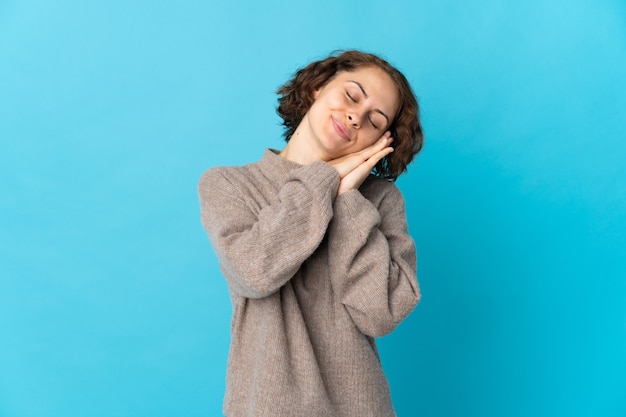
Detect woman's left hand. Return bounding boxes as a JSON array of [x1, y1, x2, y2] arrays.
[[328, 133, 394, 195]]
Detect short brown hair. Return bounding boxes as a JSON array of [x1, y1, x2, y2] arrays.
[[276, 50, 424, 181]]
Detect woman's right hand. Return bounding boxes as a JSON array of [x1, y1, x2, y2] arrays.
[[328, 132, 394, 195]]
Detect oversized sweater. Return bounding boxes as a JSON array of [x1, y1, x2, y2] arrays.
[[198, 149, 420, 417]]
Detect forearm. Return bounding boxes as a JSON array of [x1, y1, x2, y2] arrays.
[[327, 186, 420, 337], [199, 161, 340, 298]]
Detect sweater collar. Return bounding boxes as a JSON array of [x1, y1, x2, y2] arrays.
[[258, 149, 304, 183]]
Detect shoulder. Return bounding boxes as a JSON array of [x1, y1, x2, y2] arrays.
[[358, 175, 409, 218], [360, 175, 404, 202], [198, 161, 261, 194], [199, 165, 239, 188]]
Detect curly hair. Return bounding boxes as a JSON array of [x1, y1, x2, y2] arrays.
[[276, 50, 423, 181]]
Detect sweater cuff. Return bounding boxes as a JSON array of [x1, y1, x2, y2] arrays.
[[332, 189, 381, 238], [289, 161, 340, 194]]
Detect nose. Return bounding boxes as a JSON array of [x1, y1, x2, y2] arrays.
[[347, 112, 362, 128]]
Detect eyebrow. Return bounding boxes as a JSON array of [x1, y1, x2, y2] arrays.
[[348, 80, 390, 125]]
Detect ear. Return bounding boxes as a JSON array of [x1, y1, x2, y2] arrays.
[[312, 87, 321, 99]]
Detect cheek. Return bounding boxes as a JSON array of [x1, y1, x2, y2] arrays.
[[324, 91, 346, 108], [363, 130, 383, 146], [351, 132, 381, 152], [306, 100, 323, 122]]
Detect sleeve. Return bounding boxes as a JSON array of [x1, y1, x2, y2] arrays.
[[327, 181, 420, 337], [198, 162, 340, 299]]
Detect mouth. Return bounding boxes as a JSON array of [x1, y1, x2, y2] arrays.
[[331, 117, 351, 141]]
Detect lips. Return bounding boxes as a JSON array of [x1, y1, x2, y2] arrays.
[[331, 117, 351, 141]]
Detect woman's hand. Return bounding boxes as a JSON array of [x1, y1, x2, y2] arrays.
[[328, 132, 394, 195]]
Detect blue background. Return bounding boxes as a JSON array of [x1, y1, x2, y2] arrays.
[[1, 0, 625, 416]]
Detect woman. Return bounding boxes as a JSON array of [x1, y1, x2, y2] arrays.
[[199, 50, 424, 416]]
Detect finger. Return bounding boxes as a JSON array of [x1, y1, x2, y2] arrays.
[[359, 133, 392, 156], [365, 146, 394, 169], [328, 155, 360, 178], [337, 147, 394, 194], [328, 144, 381, 176], [329, 134, 393, 178]]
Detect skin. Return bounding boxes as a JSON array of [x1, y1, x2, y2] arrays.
[[280, 66, 400, 195]]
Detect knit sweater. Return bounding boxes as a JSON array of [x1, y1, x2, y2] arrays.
[[198, 149, 420, 417]]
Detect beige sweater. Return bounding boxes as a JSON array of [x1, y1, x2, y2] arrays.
[[199, 149, 420, 417]]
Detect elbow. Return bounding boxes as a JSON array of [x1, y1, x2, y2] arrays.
[[346, 307, 404, 338], [241, 279, 281, 299], [347, 290, 421, 338], [414, 288, 422, 308], [362, 321, 398, 338], [224, 266, 285, 299]]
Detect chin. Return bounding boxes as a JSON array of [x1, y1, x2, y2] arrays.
[[318, 138, 345, 158]]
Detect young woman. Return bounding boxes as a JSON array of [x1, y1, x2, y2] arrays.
[[199, 50, 424, 417]]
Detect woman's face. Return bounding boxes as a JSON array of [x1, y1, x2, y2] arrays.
[[303, 66, 400, 159]]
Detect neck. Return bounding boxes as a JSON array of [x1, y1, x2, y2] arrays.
[[279, 119, 329, 165]]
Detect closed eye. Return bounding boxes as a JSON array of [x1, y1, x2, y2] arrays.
[[369, 118, 379, 130], [347, 92, 357, 102]]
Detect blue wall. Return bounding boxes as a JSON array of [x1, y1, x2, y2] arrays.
[[1, 0, 624, 416]]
